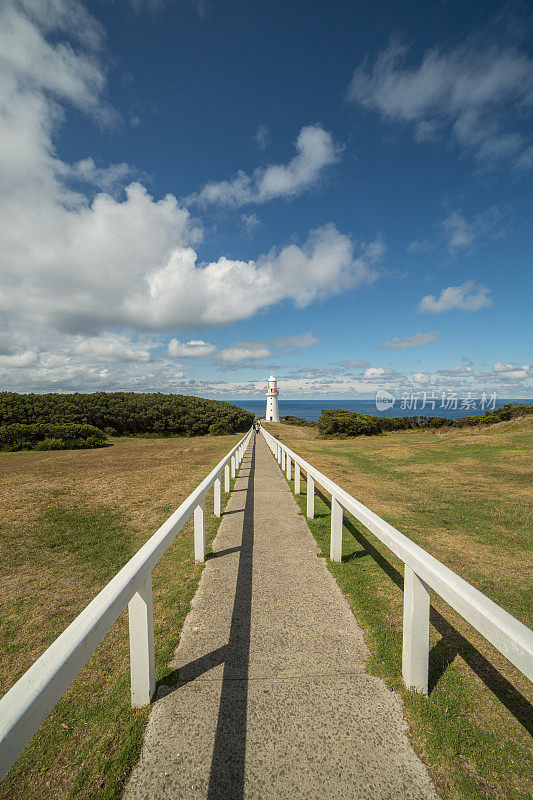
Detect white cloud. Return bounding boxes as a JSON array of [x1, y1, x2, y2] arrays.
[[72, 333, 151, 362], [273, 332, 321, 352], [255, 125, 270, 149], [347, 32, 533, 168], [167, 338, 217, 358], [418, 281, 493, 313], [241, 212, 260, 234], [492, 362, 530, 380], [59, 157, 134, 192], [339, 359, 369, 369], [218, 343, 273, 363], [363, 367, 400, 380], [407, 239, 432, 254], [412, 372, 430, 384], [128, 0, 207, 18], [190, 124, 341, 206], [118, 223, 379, 330], [379, 331, 439, 350], [441, 210, 475, 253], [0, 350, 39, 368], [441, 206, 506, 255], [0, 0, 381, 386], [437, 365, 474, 378]]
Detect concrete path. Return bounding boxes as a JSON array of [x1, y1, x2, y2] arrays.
[[124, 436, 439, 800]]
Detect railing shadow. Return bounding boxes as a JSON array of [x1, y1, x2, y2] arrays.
[[206, 546, 241, 560], [312, 486, 533, 736]]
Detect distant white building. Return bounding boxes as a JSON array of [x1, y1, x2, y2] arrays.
[[265, 375, 280, 422]]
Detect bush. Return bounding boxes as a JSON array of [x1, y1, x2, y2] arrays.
[[0, 392, 254, 438], [209, 421, 233, 435], [280, 416, 317, 427], [0, 423, 107, 452], [317, 404, 533, 439]]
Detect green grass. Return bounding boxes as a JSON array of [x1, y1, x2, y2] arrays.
[[42, 506, 134, 583], [269, 419, 533, 800]]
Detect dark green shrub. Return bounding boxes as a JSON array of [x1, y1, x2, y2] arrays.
[[0, 423, 106, 452], [317, 404, 532, 439], [0, 392, 254, 438]]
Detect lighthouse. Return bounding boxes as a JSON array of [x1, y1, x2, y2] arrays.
[[265, 375, 280, 422]]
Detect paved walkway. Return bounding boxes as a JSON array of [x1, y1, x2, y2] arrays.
[[124, 435, 438, 800]]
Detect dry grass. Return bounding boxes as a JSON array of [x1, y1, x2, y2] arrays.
[[0, 434, 242, 800]]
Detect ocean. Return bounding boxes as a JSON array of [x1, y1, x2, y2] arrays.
[[230, 398, 532, 422]]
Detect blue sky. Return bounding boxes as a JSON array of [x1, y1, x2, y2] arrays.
[[0, 0, 531, 399]]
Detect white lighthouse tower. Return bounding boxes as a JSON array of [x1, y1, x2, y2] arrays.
[[265, 375, 280, 422]]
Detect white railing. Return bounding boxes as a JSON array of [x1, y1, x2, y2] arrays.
[[0, 428, 254, 783], [261, 425, 533, 695]]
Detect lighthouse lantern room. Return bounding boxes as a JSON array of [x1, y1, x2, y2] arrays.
[[265, 375, 280, 422]]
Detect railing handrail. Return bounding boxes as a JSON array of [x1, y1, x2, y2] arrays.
[[261, 425, 533, 685], [0, 427, 254, 782]]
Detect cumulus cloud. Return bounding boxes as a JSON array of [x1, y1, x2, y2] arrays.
[[190, 124, 341, 206], [273, 332, 321, 352], [59, 158, 134, 192], [491, 361, 530, 380], [347, 31, 533, 168], [0, 0, 381, 392], [167, 338, 217, 358], [218, 343, 273, 363], [72, 333, 151, 362], [363, 367, 401, 380], [379, 331, 439, 350], [418, 281, 493, 313]]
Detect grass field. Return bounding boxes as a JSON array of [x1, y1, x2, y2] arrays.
[[264, 417, 533, 800], [0, 433, 242, 800]]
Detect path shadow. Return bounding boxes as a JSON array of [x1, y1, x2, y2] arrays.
[[314, 488, 533, 736], [159, 446, 255, 796], [206, 441, 255, 799]]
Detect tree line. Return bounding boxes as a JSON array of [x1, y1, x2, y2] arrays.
[[317, 404, 533, 438], [0, 392, 254, 450]]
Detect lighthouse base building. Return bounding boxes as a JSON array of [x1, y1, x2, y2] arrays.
[[265, 375, 280, 422]]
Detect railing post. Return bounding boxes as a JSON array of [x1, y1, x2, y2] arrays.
[[194, 495, 205, 561], [307, 474, 314, 518], [330, 495, 343, 562], [295, 463, 300, 494], [286, 454, 291, 480], [277, 444, 281, 464], [231, 454, 236, 478], [214, 474, 221, 517], [128, 574, 155, 707], [281, 449, 286, 470], [224, 462, 230, 492], [402, 565, 430, 694]]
